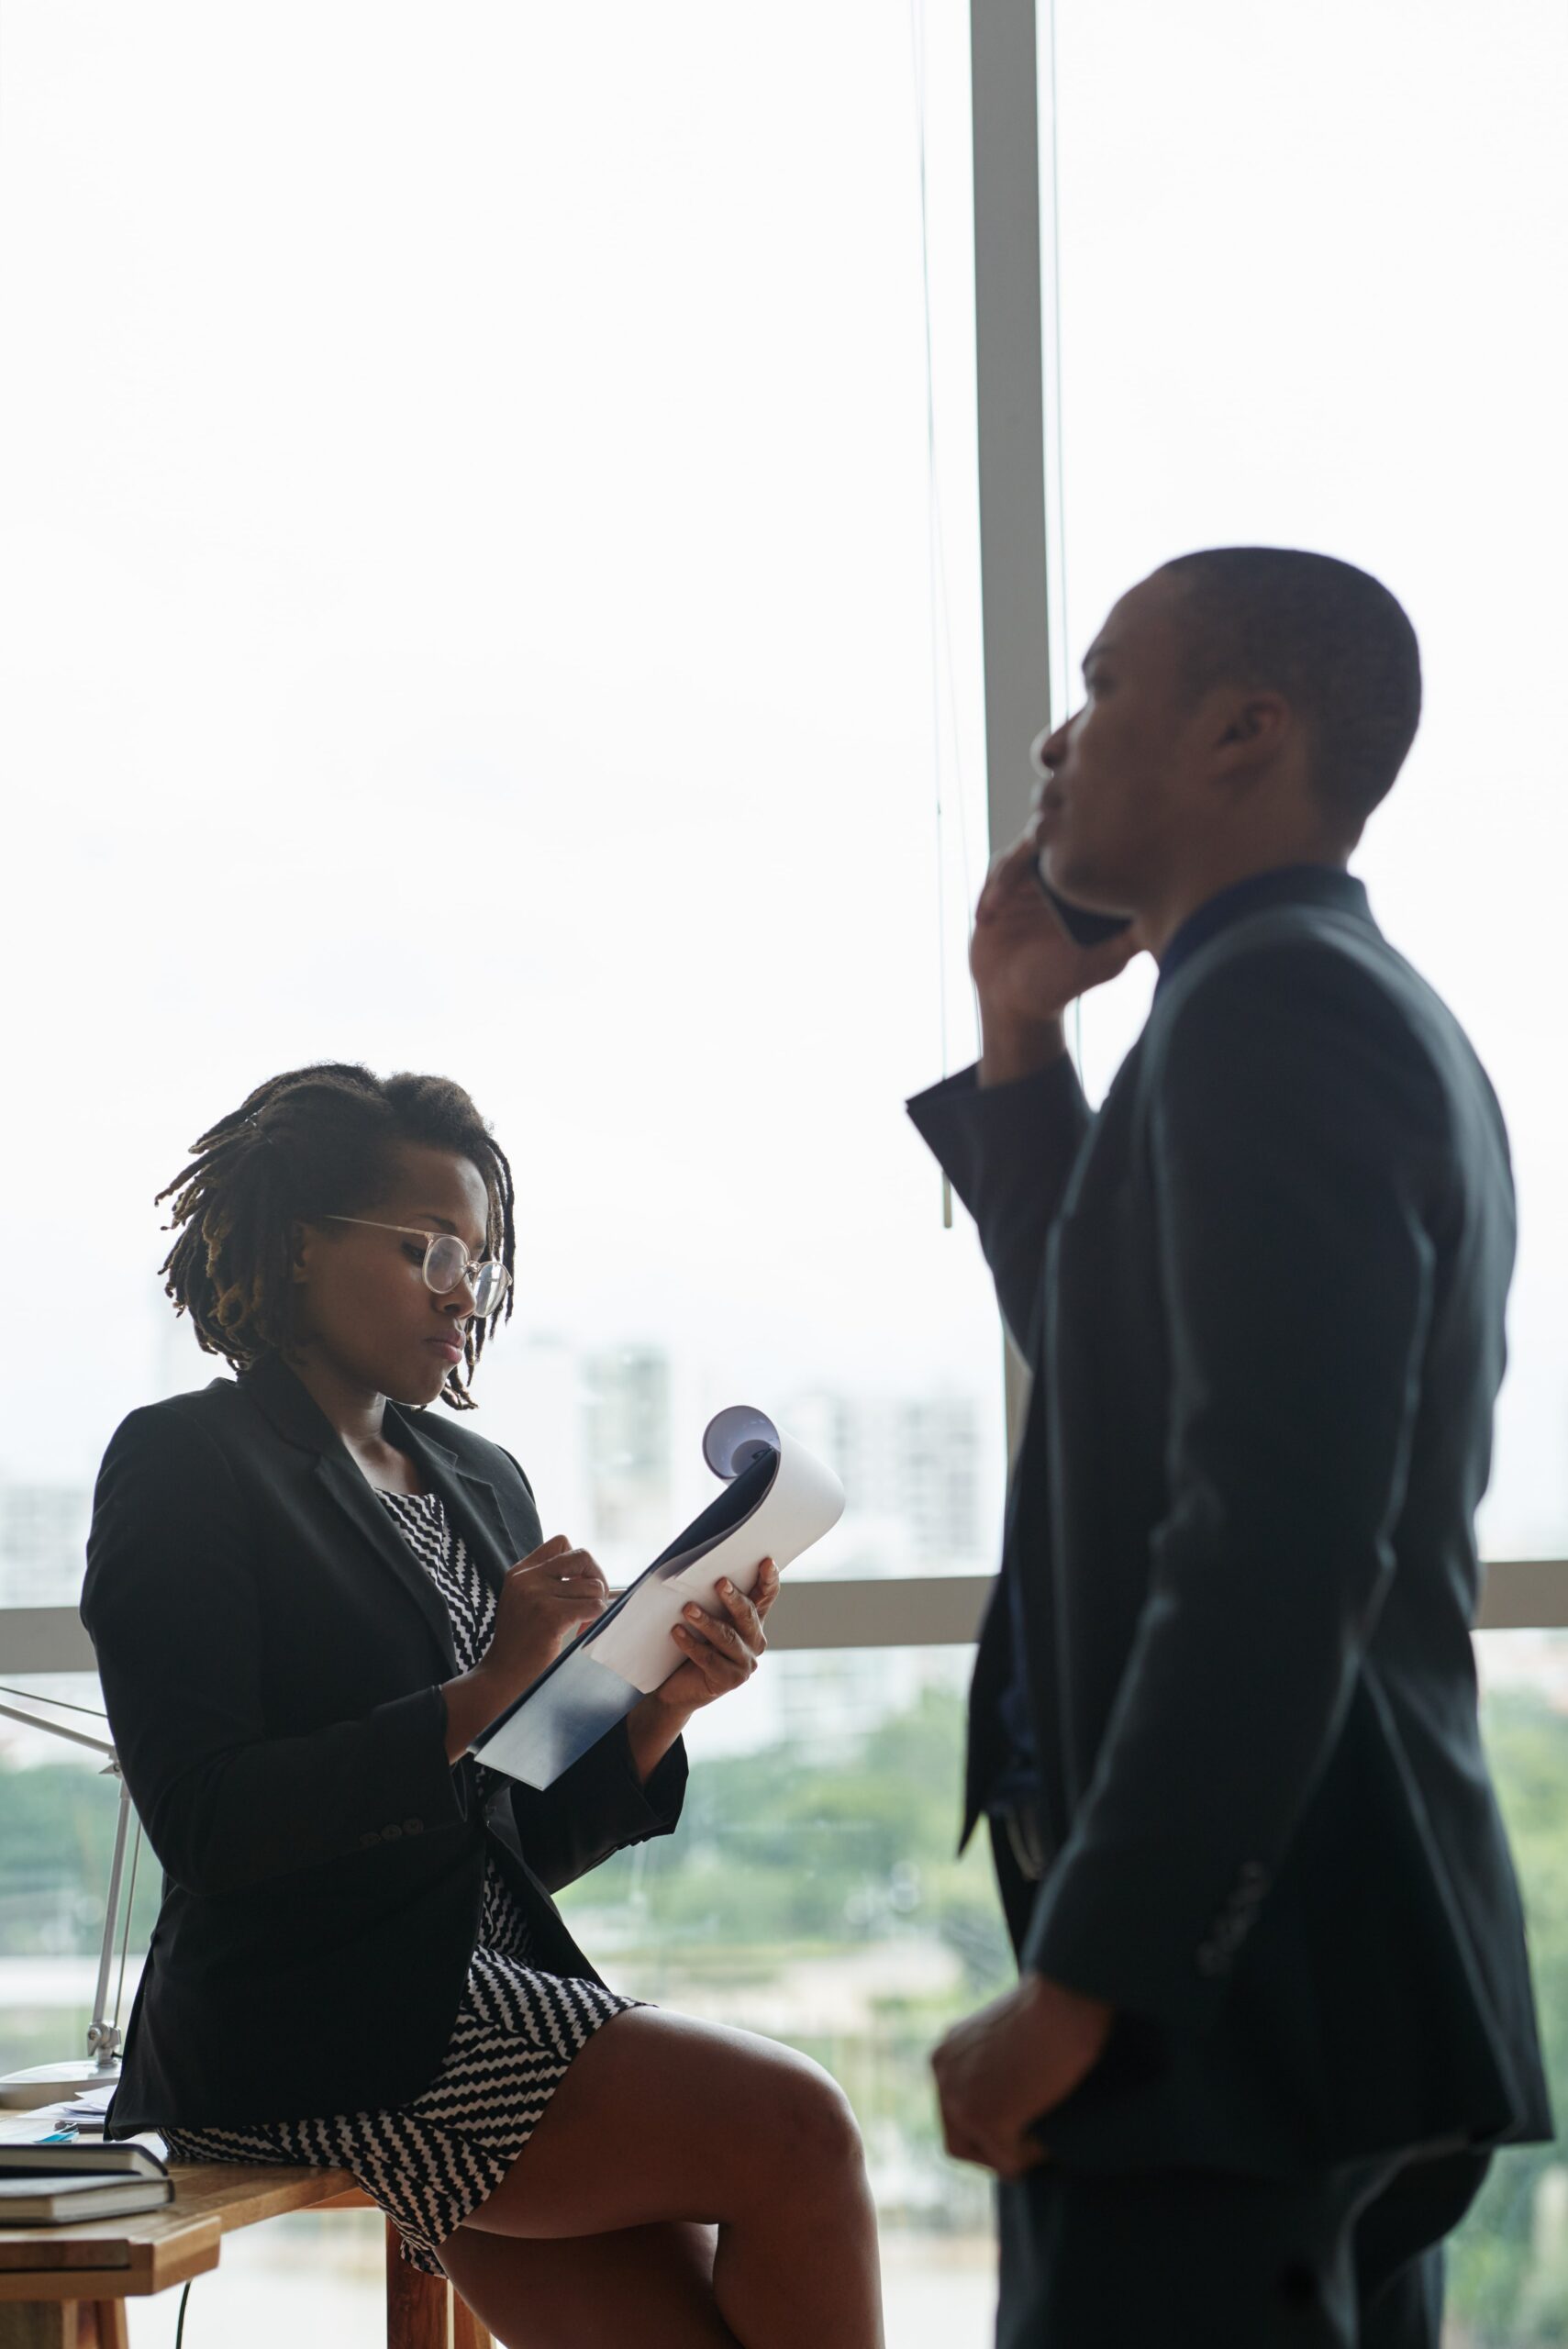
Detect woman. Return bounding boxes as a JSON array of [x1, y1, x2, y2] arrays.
[[82, 1062, 883, 2349]]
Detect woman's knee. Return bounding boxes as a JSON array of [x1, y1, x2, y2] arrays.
[[477, 2009, 867, 2236], [762, 2053, 867, 2194]]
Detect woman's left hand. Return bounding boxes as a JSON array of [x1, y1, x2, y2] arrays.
[[653, 1559, 779, 1713]]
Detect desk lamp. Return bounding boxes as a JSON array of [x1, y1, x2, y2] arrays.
[[0, 1687, 142, 2110]]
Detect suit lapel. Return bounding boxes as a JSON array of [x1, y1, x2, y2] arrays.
[[239, 1355, 531, 1676], [240, 1354, 461, 1675], [311, 1447, 459, 1676], [388, 1410, 520, 1600]]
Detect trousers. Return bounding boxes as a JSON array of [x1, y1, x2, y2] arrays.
[[995, 2143, 1489, 2347], [986, 1815, 1490, 2347]]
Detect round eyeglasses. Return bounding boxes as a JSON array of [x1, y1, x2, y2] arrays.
[[325, 1217, 511, 1318]]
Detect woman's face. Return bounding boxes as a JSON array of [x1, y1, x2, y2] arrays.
[[289, 1143, 496, 1407]]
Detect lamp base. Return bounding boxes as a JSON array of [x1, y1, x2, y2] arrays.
[[0, 2058, 121, 2111]]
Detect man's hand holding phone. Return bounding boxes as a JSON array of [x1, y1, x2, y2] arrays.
[[971, 833, 1141, 1088]]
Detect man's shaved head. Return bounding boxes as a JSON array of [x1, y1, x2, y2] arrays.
[[1029, 548, 1422, 950], [1159, 547, 1421, 825]]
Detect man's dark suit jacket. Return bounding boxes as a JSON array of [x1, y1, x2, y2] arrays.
[[80, 1352, 685, 2132], [908, 867, 1551, 2177]]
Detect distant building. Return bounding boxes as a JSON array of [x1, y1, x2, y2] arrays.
[[897, 1396, 985, 1566], [786, 1389, 987, 1573], [584, 1346, 673, 1572], [472, 1332, 594, 1541]]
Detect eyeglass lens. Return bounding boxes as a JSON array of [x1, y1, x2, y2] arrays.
[[422, 1233, 507, 1317]]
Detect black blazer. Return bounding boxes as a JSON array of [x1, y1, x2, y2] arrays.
[[908, 871, 1551, 2176], [81, 1353, 686, 2132]]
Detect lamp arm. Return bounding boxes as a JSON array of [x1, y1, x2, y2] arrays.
[[0, 1698, 117, 1758], [0, 1696, 135, 2075]]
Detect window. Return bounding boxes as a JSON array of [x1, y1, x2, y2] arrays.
[[0, 0, 1000, 1657], [0, 6, 1002, 2335]]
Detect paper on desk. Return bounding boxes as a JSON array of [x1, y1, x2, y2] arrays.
[[18, 2086, 117, 2135], [0, 2116, 77, 2144], [474, 1408, 844, 1792]]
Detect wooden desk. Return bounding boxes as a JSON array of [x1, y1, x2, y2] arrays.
[[0, 2165, 490, 2349]]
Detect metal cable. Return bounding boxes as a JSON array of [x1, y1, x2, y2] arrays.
[[0, 1684, 107, 1719], [908, 0, 982, 1239]]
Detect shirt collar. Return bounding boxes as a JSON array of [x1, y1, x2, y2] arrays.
[[1155, 863, 1372, 996]]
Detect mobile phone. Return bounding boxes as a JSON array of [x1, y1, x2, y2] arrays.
[[1034, 853, 1135, 947]]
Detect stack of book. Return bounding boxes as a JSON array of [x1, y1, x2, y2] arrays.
[[0, 2142, 172, 2225]]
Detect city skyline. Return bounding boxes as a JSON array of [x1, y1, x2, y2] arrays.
[[0, 1325, 1002, 1608]]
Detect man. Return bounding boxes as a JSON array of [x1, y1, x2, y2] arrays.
[[908, 549, 1551, 2347]]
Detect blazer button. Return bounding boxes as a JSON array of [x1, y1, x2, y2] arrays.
[[1196, 1938, 1228, 1977], [403, 1818, 424, 1836], [360, 1831, 381, 1849], [382, 1822, 403, 1842]]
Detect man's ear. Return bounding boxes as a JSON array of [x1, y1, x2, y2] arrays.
[[1211, 689, 1293, 784]]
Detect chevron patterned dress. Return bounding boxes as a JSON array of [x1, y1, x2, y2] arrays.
[[163, 1488, 640, 2273]]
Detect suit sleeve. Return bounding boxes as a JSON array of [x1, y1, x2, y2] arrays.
[[906, 1055, 1093, 1357], [1021, 952, 1444, 2030], [499, 1724, 687, 1894], [82, 1405, 468, 1898]]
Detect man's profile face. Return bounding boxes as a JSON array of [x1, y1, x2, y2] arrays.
[[1031, 569, 1209, 915]]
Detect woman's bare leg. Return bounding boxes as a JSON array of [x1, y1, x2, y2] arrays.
[[456, 2008, 884, 2349], [440, 2221, 736, 2349]]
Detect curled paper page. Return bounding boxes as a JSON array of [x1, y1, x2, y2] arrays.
[[473, 1408, 845, 1792]]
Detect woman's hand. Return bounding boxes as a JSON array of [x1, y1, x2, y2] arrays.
[[441, 1534, 609, 1762], [487, 1534, 611, 1688], [659, 1560, 778, 1713], [624, 1560, 780, 1783]]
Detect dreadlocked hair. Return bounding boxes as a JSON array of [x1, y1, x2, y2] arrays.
[[156, 1063, 517, 1410]]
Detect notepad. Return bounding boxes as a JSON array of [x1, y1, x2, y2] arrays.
[[474, 1407, 845, 1790]]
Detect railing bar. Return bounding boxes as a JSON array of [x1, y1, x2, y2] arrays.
[[6, 1561, 1568, 1673]]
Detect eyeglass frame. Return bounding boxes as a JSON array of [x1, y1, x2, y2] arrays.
[[322, 1215, 511, 1316]]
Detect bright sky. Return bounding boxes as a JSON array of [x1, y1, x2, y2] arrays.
[[1050, 0, 1568, 1554], [1, 0, 1564, 1560], [0, 3, 1000, 1520]]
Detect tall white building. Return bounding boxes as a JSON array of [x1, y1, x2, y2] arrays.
[[584, 1345, 673, 1578], [785, 1387, 988, 1575], [471, 1331, 595, 1547]]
